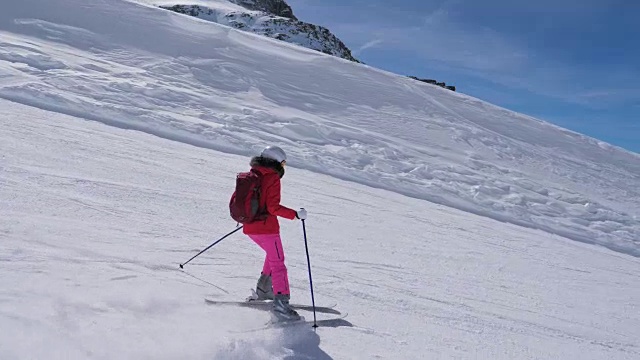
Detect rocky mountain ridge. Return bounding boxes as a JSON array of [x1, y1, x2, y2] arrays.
[[161, 1, 359, 62], [227, 0, 296, 20]]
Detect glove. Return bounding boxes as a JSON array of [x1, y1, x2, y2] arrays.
[[296, 208, 307, 220]]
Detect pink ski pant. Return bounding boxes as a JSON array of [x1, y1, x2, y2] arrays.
[[248, 233, 290, 295]]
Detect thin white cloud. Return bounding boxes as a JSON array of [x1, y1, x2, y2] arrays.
[[332, 5, 530, 73], [397, 7, 530, 73], [335, 17, 637, 106], [297, 0, 639, 107], [353, 39, 383, 55]]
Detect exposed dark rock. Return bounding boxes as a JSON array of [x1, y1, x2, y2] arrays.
[[229, 0, 297, 20], [409, 76, 456, 91]]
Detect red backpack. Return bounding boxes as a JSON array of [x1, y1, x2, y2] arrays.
[[229, 169, 267, 223]]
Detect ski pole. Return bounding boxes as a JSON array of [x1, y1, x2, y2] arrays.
[[179, 226, 243, 269], [301, 219, 318, 328]]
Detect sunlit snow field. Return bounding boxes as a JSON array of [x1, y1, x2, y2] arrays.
[[0, 0, 639, 359]]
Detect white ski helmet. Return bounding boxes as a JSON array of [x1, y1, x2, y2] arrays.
[[261, 146, 287, 163]]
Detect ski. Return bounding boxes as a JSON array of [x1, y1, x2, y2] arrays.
[[204, 298, 341, 315], [235, 312, 349, 333], [267, 312, 348, 329]]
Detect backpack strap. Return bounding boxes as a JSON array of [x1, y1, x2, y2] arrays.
[[250, 168, 268, 219]]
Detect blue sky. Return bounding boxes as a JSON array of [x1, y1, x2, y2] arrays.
[[286, 0, 639, 153]]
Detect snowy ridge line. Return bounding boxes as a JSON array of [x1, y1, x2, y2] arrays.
[[0, 0, 638, 257]]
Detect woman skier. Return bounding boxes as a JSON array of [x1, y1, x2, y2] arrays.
[[243, 146, 307, 321]]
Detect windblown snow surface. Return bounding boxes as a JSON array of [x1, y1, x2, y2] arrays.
[[0, 0, 639, 359]]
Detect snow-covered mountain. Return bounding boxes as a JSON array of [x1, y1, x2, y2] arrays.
[[1, 0, 639, 358], [155, 0, 359, 62], [1, 0, 637, 256]]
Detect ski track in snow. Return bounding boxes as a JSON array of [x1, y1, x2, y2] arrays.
[[0, 0, 638, 259], [1, 99, 640, 359]]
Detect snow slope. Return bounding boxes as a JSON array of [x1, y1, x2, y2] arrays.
[[0, 100, 640, 360], [0, 0, 637, 258], [3, 99, 640, 359], [0, 0, 639, 358]]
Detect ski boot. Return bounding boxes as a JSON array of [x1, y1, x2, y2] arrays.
[[247, 273, 274, 301], [271, 294, 301, 322]]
